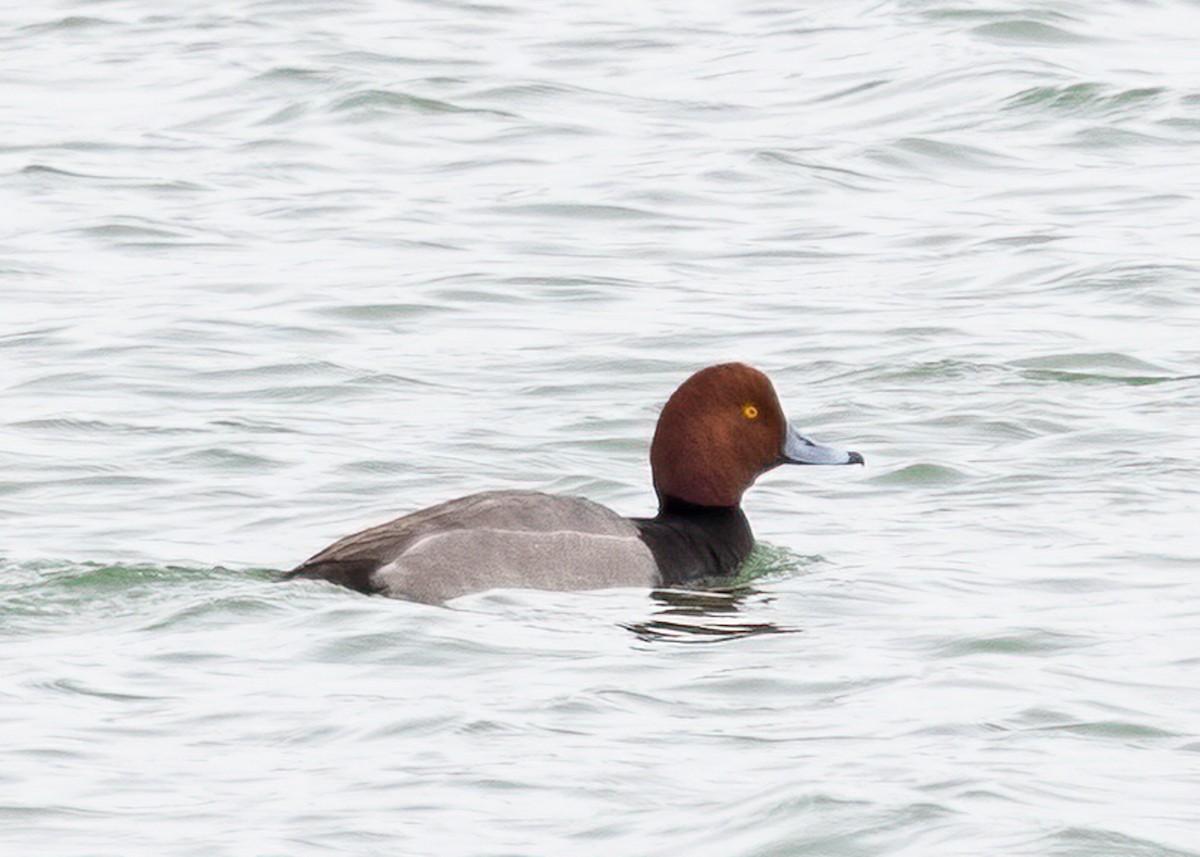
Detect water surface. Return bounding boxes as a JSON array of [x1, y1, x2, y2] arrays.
[[3, 1, 1199, 854]]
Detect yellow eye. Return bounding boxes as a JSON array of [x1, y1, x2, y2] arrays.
[[742, 404, 759, 421]]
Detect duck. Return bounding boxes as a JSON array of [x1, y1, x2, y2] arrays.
[[287, 362, 862, 603]]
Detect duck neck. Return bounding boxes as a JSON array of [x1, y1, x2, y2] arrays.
[[634, 495, 755, 587]]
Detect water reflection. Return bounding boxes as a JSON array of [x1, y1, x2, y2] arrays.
[[624, 587, 799, 644]]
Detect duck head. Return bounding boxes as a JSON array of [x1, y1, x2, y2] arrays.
[[649, 363, 863, 508]]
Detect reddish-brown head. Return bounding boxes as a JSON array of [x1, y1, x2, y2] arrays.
[[649, 363, 788, 507], [649, 363, 863, 508]]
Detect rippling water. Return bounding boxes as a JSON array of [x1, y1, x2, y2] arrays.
[[3, 1, 1199, 854]]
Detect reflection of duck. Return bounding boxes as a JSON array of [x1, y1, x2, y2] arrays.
[[625, 587, 798, 644], [288, 363, 862, 603]]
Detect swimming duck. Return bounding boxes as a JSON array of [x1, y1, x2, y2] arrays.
[[288, 363, 862, 602]]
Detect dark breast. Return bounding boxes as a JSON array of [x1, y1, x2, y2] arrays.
[[633, 498, 754, 586]]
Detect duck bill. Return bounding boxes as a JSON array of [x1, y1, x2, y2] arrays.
[[781, 422, 864, 466]]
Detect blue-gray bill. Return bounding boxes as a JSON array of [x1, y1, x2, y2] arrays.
[[782, 422, 864, 466]]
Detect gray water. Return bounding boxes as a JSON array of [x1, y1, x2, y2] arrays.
[[3, 1, 1200, 854]]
